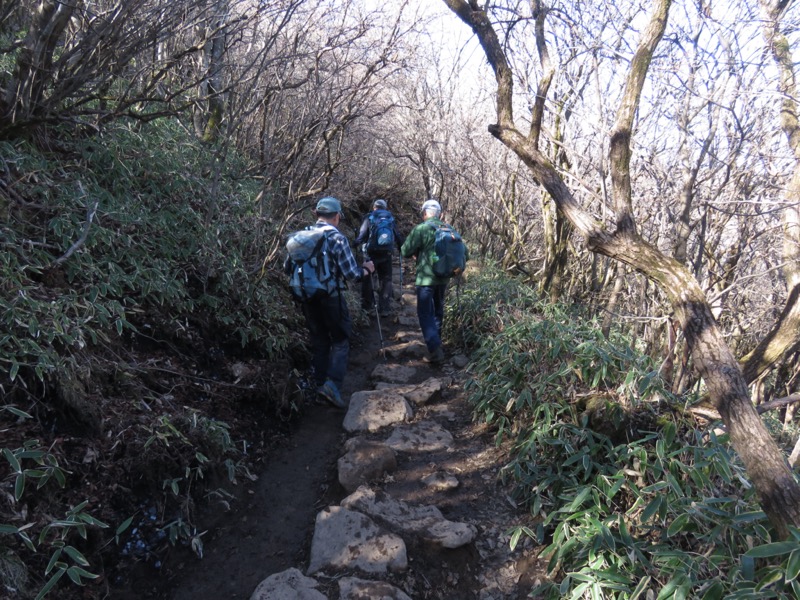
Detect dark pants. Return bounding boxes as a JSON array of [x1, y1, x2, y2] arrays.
[[301, 293, 351, 389], [361, 253, 393, 313], [416, 284, 446, 352]]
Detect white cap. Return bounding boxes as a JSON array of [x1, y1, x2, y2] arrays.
[[421, 199, 441, 215]]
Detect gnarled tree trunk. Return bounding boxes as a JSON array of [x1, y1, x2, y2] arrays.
[[443, 0, 800, 538]]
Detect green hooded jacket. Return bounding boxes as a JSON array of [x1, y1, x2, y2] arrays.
[[401, 217, 468, 286]]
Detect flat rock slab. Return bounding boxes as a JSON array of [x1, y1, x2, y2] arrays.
[[392, 329, 420, 343], [371, 363, 419, 384], [422, 470, 460, 491], [396, 315, 419, 327], [307, 506, 407, 575], [383, 339, 428, 360], [451, 354, 470, 368], [339, 577, 412, 600], [338, 437, 398, 493], [374, 377, 447, 406], [342, 486, 477, 549], [386, 420, 454, 452], [250, 568, 326, 600], [343, 389, 413, 433], [400, 292, 417, 306]]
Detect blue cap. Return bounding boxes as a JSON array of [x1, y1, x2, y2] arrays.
[[316, 196, 343, 215]]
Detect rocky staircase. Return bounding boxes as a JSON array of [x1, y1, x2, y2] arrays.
[[247, 290, 538, 600]]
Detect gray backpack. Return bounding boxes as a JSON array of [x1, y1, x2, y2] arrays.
[[286, 227, 339, 299]]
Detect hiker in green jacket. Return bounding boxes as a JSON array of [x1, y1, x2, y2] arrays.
[[400, 199, 467, 364]]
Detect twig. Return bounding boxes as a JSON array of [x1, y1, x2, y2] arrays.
[[52, 182, 98, 266], [756, 393, 800, 415]]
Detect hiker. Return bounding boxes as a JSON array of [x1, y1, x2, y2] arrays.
[[285, 196, 375, 408], [401, 198, 468, 364], [354, 198, 405, 316]]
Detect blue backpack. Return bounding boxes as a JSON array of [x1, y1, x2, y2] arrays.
[[429, 222, 466, 278], [286, 227, 339, 299], [367, 209, 395, 255]]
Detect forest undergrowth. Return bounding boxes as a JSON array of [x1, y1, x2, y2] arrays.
[[2, 123, 800, 600], [0, 123, 310, 599], [451, 268, 800, 599]]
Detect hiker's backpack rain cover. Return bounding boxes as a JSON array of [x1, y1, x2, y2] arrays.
[[286, 227, 338, 299]]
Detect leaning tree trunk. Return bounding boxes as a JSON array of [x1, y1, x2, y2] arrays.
[[443, 0, 800, 537]]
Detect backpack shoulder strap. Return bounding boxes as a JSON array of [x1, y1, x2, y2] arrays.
[[318, 225, 343, 284]]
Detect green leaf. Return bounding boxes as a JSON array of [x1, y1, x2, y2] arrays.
[[53, 468, 66, 487], [606, 476, 625, 501], [63, 545, 90, 567], [741, 554, 755, 580], [566, 487, 592, 512], [3, 448, 21, 473], [665, 472, 684, 497], [786, 549, 800, 583], [14, 473, 25, 501], [657, 574, 688, 600], [733, 511, 767, 525], [667, 513, 692, 537], [510, 527, 523, 551], [45, 549, 63, 575], [700, 581, 724, 600], [630, 576, 652, 600], [5, 406, 33, 419], [754, 566, 785, 591], [78, 513, 109, 528], [18, 530, 35, 552], [744, 541, 799, 558], [66, 565, 99, 584], [569, 582, 591, 599], [35, 567, 66, 600], [640, 496, 663, 524], [116, 515, 134, 536]]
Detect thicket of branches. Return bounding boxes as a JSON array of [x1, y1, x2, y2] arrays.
[[4, 0, 800, 595]]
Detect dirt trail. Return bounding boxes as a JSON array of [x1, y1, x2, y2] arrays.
[[139, 268, 544, 599]]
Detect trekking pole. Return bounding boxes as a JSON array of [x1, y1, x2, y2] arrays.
[[399, 254, 403, 289], [363, 247, 386, 360], [372, 266, 386, 360]]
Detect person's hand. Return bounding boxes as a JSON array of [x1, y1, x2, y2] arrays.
[[363, 260, 375, 275]]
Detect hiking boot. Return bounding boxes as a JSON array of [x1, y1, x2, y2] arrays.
[[428, 346, 446, 365], [317, 380, 346, 408]]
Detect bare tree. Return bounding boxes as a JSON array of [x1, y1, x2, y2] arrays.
[[0, 0, 262, 139], [442, 0, 800, 537], [741, 0, 800, 386]]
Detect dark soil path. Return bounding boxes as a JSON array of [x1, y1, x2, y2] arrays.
[[125, 270, 545, 599]]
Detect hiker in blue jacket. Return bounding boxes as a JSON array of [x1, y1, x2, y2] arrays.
[[290, 197, 374, 408], [354, 198, 405, 317]]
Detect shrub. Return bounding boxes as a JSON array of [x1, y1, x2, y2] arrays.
[[461, 267, 796, 598]]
